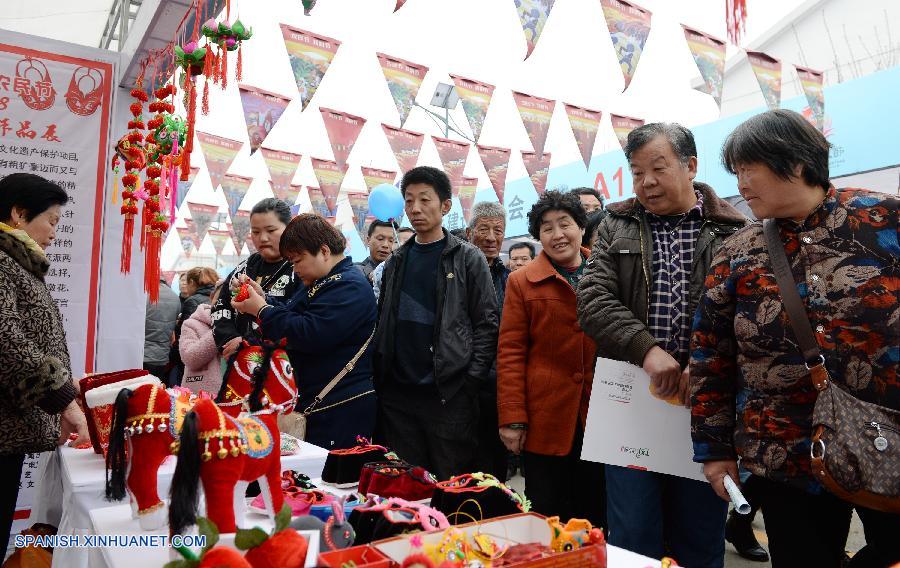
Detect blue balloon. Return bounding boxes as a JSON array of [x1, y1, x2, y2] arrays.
[[368, 183, 404, 221]]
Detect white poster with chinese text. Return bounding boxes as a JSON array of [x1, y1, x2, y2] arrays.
[[0, 41, 114, 376], [582, 357, 706, 482]]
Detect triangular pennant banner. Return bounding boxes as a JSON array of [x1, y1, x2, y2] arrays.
[[377, 53, 429, 127], [449, 74, 495, 143], [610, 113, 644, 152], [521, 151, 552, 196], [186, 202, 220, 243], [458, 176, 479, 224], [512, 91, 556, 156], [432, 135, 470, 197], [394, 0, 407, 11], [564, 103, 602, 170], [162, 271, 177, 286], [382, 124, 424, 174], [238, 85, 292, 154], [221, 174, 253, 220], [307, 187, 330, 218], [361, 166, 397, 191], [184, 218, 202, 249], [207, 229, 232, 256], [746, 50, 782, 111], [320, 107, 367, 169], [682, 25, 726, 107], [175, 166, 199, 211], [280, 24, 341, 111], [601, 0, 652, 91], [260, 148, 302, 199], [230, 210, 252, 253], [196, 132, 242, 191], [348, 192, 371, 243], [514, 0, 556, 60], [476, 145, 511, 204], [795, 65, 825, 130], [176, 226, 194, 258], [268, 181, 302, 206], [311, 158, 349, 215]]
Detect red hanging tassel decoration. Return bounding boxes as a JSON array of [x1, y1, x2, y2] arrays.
[[726, 0, 747, 45], [121, 214, 135, 273], [181, 78, 196, 181], [220, 44, 229, 90], [202, 80, 210, 115], [139, 201, 149, 250], [236, 43, 243, 82]]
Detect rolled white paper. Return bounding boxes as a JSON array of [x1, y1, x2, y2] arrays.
[[723, 474, 751, 515]]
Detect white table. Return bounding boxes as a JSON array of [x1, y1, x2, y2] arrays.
[[45, 442, 328, 568]]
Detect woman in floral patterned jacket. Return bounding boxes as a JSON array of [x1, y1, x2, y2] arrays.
[[690, 109, 899, 568]]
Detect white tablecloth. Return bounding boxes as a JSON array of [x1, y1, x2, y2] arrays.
[[39, 442, 328, 568]]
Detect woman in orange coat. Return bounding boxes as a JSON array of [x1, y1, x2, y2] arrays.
[[497, 190, 605, 527]]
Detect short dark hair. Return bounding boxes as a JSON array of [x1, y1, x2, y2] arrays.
[[722, 109, 831, 191], [250, 197, 292, 225], [401, 166, 452, 202], [367, 219, 398, 238], [527, 190, 588, 240], [508, 241, 535, 259], [625, 123, 697, 166], [398, 227, 415, 235], [571, 186, 604, 206], [449, 228, 468, 242], [279, 213, 346, 257], [582, 210, 606, 247], [0, 173, 68, 222]]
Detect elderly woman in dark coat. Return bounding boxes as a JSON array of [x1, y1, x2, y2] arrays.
[[232, 214, 377, 450], [0, 173, 89, 554]]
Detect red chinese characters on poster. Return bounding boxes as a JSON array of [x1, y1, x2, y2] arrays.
[[0, 43, 113, 377]]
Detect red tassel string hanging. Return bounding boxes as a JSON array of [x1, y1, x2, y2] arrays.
[[220, 43, 228, 90], [121, 80, 149, 273], [236, 43, 243, 82], [182, 77, 196, 180], [726, 0, 747, 45]]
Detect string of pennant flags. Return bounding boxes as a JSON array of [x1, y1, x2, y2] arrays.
[[174, 0, 824, 256]]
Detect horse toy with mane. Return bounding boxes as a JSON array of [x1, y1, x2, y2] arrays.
[[104, 342, 292, 530], [169, 341, 297, 535]]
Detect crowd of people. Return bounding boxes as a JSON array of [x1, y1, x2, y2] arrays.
[[0, 109, 897, 567]]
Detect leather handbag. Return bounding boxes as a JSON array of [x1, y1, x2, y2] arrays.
[[764, 219, 900, 513], [277, 329, 374, 440]]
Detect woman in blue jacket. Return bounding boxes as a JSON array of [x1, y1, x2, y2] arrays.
[[232, 213, 377, 450]]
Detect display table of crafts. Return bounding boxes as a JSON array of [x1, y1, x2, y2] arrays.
[[43, 442, 328, 568], [87, 479, 354, 568]]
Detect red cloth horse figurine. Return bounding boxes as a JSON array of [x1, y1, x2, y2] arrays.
[[169, 342, 297, 535]]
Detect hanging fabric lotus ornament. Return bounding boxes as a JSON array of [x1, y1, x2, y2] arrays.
[[174, 41, 207, 179], [201, 18, 253, 95]]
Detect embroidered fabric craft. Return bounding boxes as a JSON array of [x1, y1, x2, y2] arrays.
[[431, 472, 530, 525]]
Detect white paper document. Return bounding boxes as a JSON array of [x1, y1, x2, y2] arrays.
[[581, 357, 706, 482]]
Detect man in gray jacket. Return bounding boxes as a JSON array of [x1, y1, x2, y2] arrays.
[[143, 278, 181, 378], [576, 123, 746, 567]]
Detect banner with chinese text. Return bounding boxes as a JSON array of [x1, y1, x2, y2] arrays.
[[682, 25, 726, 107], [311, 157, 348, 214], [432, 135, 470, 197], [320, 107, 366, 170], [610, 113, 644, 152], [221, 174, 252, 220], [260, 147, 302, 199], [207, 229, 231, 256], [0, 42, 113, 378], [382, 123, 423, 174], [450, 74, 494, 143], [795, 65, 825, 130], [601, 0, 652, 91], [361, 166, 397, 191], [458, 176, 478, 224], [196, 131, 241, 191], [348, 192, 371, 242], [280, 24, 341, 111], [564, 103, 602, 170], [269, 181, 301, 206], [238, 85, 292, 154], [476, 144, 511, 204], [522, 150, 552, 195], [746, 50, 782, 111], [377, 52, 428, 127], [512, 91, 555, 156], [187, 201, 219, 243], [514, 0, 556, 60]]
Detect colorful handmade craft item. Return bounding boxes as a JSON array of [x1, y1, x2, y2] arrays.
[[169, 341, 297, 534], [431, 472, 530, 524], [79, 369, 159, 454], [115, 82, 149, 273], [288, 496, 356, 552], [174, 40, 207, 178], [168, 516, 254, 568], [348, 497, 449, 545], [546, 516, 604, 553], [216, 342, 292, 417], [201, 17, 253, 93], [236, 505, 309, 568], [320, 437, 394, 487]]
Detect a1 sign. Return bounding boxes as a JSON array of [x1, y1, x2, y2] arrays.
[[593, 166, 628, 200]]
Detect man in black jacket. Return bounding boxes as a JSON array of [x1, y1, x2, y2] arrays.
[[374, 166, 499, 480]]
